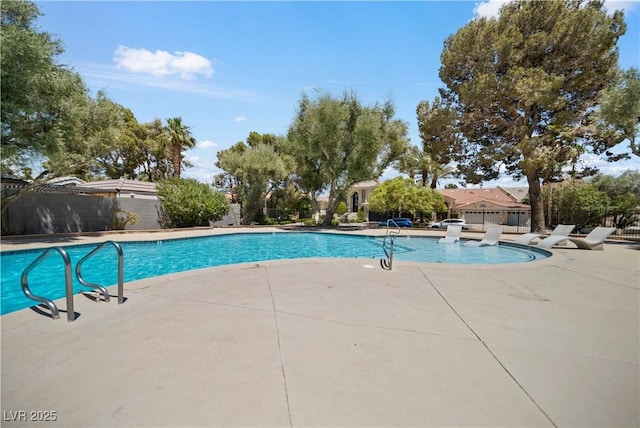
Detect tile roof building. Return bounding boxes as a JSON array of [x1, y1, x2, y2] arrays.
[[76, 179, 158, 199], [2, 177, 161, 234], [438, 186, 530, 226]]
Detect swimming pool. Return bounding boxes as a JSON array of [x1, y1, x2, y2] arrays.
[[1, 232, 548, 315]]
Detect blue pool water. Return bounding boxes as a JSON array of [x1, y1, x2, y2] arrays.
[[1, 232, 548, 315]]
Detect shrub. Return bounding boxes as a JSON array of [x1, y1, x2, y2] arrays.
[[157, 178, 229, 228], [112, 209, 139, 230], [335, 201, 347, 216]]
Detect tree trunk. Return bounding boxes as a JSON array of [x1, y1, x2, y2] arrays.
[[321, 178, 342, 226], [322, 196, 341, 226], [240, 187, 264, 225], [527, 174, 545, 233], [172, 144, 181, 178]]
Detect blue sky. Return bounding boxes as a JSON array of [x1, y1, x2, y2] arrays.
[[35, 0, 640, 187]]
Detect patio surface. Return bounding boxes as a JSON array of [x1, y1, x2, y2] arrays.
[[1, 227, 639, 427]]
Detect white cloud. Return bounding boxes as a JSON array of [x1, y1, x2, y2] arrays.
[[234, 116, 247, 123], [473, 0, 508, 18], [182, 155, 217, 184], [182, 157, 221, 184], [473, 0, 636, 18], [114, 45, 214, 80], [577, 152, 640, 177], [78, 62, 260, 101], [197, 140, 218, 149]]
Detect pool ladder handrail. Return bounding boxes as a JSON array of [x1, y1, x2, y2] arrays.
[[20, 240, 125, 322], [21, 246, 75, 322], [76, 240, 124, 305], [381, 219, 400, 270]]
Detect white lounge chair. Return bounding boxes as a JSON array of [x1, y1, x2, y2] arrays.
[[514, 224, 575, 246], [464, 226, 502, 247], [439, 224, 462, 244], [537, 226, 616, 250]]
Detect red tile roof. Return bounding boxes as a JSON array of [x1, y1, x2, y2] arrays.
[[438, 187, 529, 209]]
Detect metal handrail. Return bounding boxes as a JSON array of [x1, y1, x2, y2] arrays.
[[380, 219, 400, 270], [21, 247, 75, 322], [385, 219, 401, 235], [380, 234, 395, 270], [75, 240, 124, 304]]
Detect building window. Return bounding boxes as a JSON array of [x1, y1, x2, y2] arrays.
[[352, 192, 359, 212]]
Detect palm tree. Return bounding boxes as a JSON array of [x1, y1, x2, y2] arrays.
[[428, 162, 457, 189], [396, 145, 433, 186], [165, 117, 196, 178], [396, 146, 457, 188]]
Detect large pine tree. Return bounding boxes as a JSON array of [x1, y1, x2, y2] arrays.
[[439, 0, 626, 232]]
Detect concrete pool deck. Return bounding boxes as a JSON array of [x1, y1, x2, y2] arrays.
[[1, 227, 639, 427]]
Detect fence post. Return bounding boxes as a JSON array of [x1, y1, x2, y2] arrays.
[[517, 211, 521, 233]]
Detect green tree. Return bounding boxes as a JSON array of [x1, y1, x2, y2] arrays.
[[107, 108, 149, 179], [552, 180, 610, 227], [396, 145, 457, 189], [215, 141, 247, 203], [396, 145, 430, 187], [596, 68, 640, 156], [369, 177, 407, 216], [270, 183, 310, 220], [414, 97, 459, 189], [165, 117, 196, 178], [429, 163, 457, 190], [1, 0, 89, 173], [238, 144, 288, 224], [216, 133, 290, 224], [395, 145, 421, 184], [287, 90, 409, 225], [439, 0, 626, 232], [416, 96, 460, 166], [590, 170, 640, 228], [156, 178, 229, 228], [44, 91, 127, 179], [142, 119, 172, 181], [335, 201, 347, 215], [405, 185, 447, 219], [368, 177, 445, 218]]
